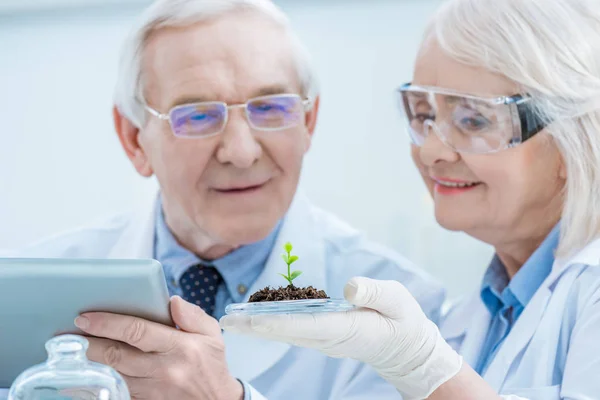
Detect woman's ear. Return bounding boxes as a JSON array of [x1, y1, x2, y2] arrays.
[[113, 105, 153, 177], [558, 155, 567, 180]]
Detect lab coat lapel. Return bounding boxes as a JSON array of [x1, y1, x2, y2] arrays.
[[107, 192, 158, 259], [223, 191, 328, 382], [482, 286, 551, 390], [443, 293, 491, 369], [550, 237, 600, 278]]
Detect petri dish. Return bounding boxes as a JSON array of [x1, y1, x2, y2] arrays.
[[225, 298, 355, 315]]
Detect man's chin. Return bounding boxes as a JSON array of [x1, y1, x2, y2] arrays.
[[214, 221, 280, 247]]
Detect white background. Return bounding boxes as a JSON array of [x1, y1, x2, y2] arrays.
[[0, 0, 493, 299]]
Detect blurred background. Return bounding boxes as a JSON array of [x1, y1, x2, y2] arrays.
[[0, 0, 493, 299]]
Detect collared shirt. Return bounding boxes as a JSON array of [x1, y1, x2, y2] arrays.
[[153, 196, 281, 321], [475, 223, 560, 376]]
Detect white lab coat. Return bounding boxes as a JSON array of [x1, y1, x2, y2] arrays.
[[0, 191, 444, 400], [440, 237, 600, 400]]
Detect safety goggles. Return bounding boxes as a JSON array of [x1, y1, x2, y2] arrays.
[[144, 93, 313, 138], [395, 83, 547, 154]]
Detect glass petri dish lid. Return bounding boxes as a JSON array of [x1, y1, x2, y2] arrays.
[[225, 298, 355, 316]]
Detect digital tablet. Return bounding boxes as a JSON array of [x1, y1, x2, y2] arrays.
[[0, 258, 173, 388]]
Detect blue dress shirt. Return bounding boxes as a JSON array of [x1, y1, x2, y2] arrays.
[[475, 223, 560, 375]]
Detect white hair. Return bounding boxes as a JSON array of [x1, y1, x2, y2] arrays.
[[425, 0, 600, 258], [113, 0, 319, 128]]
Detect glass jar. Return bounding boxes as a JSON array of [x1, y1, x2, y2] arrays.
[[8, 334, 130, 400]]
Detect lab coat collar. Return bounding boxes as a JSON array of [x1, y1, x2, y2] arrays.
[[107, 191, 158, 259], [549, 236, 600, 284], [441, 292, 491, 369]]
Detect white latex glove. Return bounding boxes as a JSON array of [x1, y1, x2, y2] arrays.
[[220, 277, 463, 400]]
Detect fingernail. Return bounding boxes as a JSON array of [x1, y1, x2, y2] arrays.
[[74, 316, 90, 330]]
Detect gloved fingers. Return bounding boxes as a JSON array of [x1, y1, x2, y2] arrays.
[[344, 277, 423, 320]]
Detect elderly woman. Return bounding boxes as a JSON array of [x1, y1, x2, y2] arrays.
[[221, 0, 600, 398]]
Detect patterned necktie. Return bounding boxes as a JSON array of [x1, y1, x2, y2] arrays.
[[179, 263, 223, 316]]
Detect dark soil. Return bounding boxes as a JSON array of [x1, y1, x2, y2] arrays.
[[248, 285, 329, 302]]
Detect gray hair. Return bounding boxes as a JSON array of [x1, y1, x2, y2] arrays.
[[426, 0, 600, 258], [113, 0, 319, 128]]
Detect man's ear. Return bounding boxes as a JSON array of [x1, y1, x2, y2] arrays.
[[113, 105, 153, 177], [302, 95, 320, 152], [305, 95, 320, 137]]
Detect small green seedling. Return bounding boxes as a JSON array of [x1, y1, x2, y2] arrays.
[[279, 241, 302, 286]]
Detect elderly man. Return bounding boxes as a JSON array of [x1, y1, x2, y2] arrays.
[[4, 0, 444, 399]]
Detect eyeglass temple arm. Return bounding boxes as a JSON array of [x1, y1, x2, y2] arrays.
[[143, 104, 170, 120]]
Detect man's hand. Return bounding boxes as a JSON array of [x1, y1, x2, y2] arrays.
[[75, 296, 243, 400]]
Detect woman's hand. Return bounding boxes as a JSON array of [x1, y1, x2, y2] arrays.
[[220, 277, 463, 400]]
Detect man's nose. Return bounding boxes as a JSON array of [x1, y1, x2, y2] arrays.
[[215, 110, 262, 168]]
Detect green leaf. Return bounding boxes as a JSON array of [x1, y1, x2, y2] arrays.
[[290, 270, 303, 281], [284, 242, 293, 253], [281, 254, 289, 264], [288, 255, 299, 264], [278, 273, 291, 282]]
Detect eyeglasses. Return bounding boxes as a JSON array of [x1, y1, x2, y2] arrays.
[[395, 82, 547, 154], [143, 93, 313, 138]]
